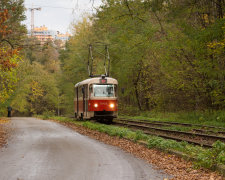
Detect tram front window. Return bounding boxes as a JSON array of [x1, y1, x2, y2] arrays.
[[92, 84, 115, 97]]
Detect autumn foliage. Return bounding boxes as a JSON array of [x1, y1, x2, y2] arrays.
[[0, 9, 20, 71], [0, 7, 22, 102], [0, 9, 12, 37]]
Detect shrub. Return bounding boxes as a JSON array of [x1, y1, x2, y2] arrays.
[[196, 141, 225, 168], [42, 110, 55, 120], [134, 130, 144, 142]]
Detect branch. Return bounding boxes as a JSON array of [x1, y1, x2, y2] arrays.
[[1, 39, 14, 49], [113, 13, 146, 23], [135, 14, 146, 22], [124, 0, 134, 19], [113, 13, 134, 20], [153, 11, 166, 36]]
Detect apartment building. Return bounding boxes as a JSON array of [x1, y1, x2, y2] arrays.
[[32, 25, 55, 45], [29, 25, 70, 47], [55, 32, 70, 47]]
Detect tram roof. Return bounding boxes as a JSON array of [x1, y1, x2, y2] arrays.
[[75, 77, 118, 87]]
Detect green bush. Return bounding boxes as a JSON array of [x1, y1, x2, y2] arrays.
[[196, 141, 225, 169], [42, 110, 55, 120], [147, 137, 191, 152], [134, 130, 146, 142], [177, 111, 225, 123], [118, 104, 140, 116]]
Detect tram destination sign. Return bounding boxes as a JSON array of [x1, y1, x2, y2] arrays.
[[99, 79, 107, 84]]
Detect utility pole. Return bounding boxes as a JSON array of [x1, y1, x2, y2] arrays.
[[29, 6, 41, 36]]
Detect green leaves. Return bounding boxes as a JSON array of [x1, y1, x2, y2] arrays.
[[196, 141, 225, 168], [58, 0, 225, 113], [10, 60, 60, 115]]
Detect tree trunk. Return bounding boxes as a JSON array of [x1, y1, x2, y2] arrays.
[[216, 0, 223, 18], [134, 83, 142, 110], [145, 98, 150, 111], [133, 67, 142, 111]]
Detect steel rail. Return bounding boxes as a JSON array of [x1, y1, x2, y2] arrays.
[[115, 119, 225, 142], [123, 120, 225, 136], [113, 122, 212, 148], [113, 119, 225, 147], [192, 128, 225, 136], [117, 118, 225, 136]]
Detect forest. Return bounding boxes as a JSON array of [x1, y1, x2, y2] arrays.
[[0, 0, 224, 118]]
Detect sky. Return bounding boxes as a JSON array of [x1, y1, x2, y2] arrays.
[[23, 0, 103, 34]]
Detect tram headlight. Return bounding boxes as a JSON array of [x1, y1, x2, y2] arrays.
[[94, 103, 98, 108], [110, 103, 115, 108]]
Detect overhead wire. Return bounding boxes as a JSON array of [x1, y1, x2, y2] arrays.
[[25, 4, 94, 11]]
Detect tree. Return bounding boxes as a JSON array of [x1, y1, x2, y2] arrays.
[[9, 38, 61, 115], [0, 0, 26, 103], [60, 0, 225, 112], [11, 60, 60, 115]]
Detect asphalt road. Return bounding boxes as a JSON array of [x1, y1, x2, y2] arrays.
[[0, 117, 169, 180]]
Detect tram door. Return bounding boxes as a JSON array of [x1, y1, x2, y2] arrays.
[[85, 85, 88, 117], [75, 87, 78, 117], [82, 85, 88, 118]]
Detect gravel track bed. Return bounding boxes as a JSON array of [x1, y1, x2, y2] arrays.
[[52, 120, 225, 180]]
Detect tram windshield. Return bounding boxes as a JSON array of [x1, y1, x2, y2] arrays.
[[92, 84, 116, 97]]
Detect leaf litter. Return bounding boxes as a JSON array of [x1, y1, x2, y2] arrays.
[[0, 118, 10, 148]]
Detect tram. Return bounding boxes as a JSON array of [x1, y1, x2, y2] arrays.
[[74, 75, 118, 122]]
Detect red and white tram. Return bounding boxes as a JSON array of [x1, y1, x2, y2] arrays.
[[74, 75, 118, 122]]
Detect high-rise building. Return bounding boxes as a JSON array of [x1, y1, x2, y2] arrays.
[[55, 32, 71, 47], [31, 25, 55, 45], [28, 25, 70, 47]]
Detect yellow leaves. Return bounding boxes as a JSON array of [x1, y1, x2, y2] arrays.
[[203, 14, 209, 24], [207, 23, 225, 55], [0, 64, 19, 102], [207, 39, 225, 48], [0, 119, 9, 124], [30, 81, 44, 99], [0, 92, 9, 103], [207, 39, 225, 55]]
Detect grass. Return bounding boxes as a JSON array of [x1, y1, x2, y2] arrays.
[[119, 110, 225, 129], [161, 125, 193, 132], [37, 115, 225, 170]]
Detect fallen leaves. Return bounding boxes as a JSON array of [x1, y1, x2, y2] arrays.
[[0, 118, 10, 148], [0, 118, 9, 124]]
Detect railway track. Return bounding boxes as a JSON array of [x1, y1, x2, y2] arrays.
[[117, 118, 225, 136], [113, 118, 225, 148], [118, 117, 225, 131]]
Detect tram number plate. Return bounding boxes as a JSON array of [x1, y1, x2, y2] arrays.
[[100, 79, 107, 84]]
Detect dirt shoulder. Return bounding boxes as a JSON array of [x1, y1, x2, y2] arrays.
[[0, 118, 10, 148], [52, 120, 225, 180]]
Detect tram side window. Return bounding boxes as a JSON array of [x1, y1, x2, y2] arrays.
[[89, 84, 93, 97], [78, 86, 85, 98], [84, 85, 88, 98]]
